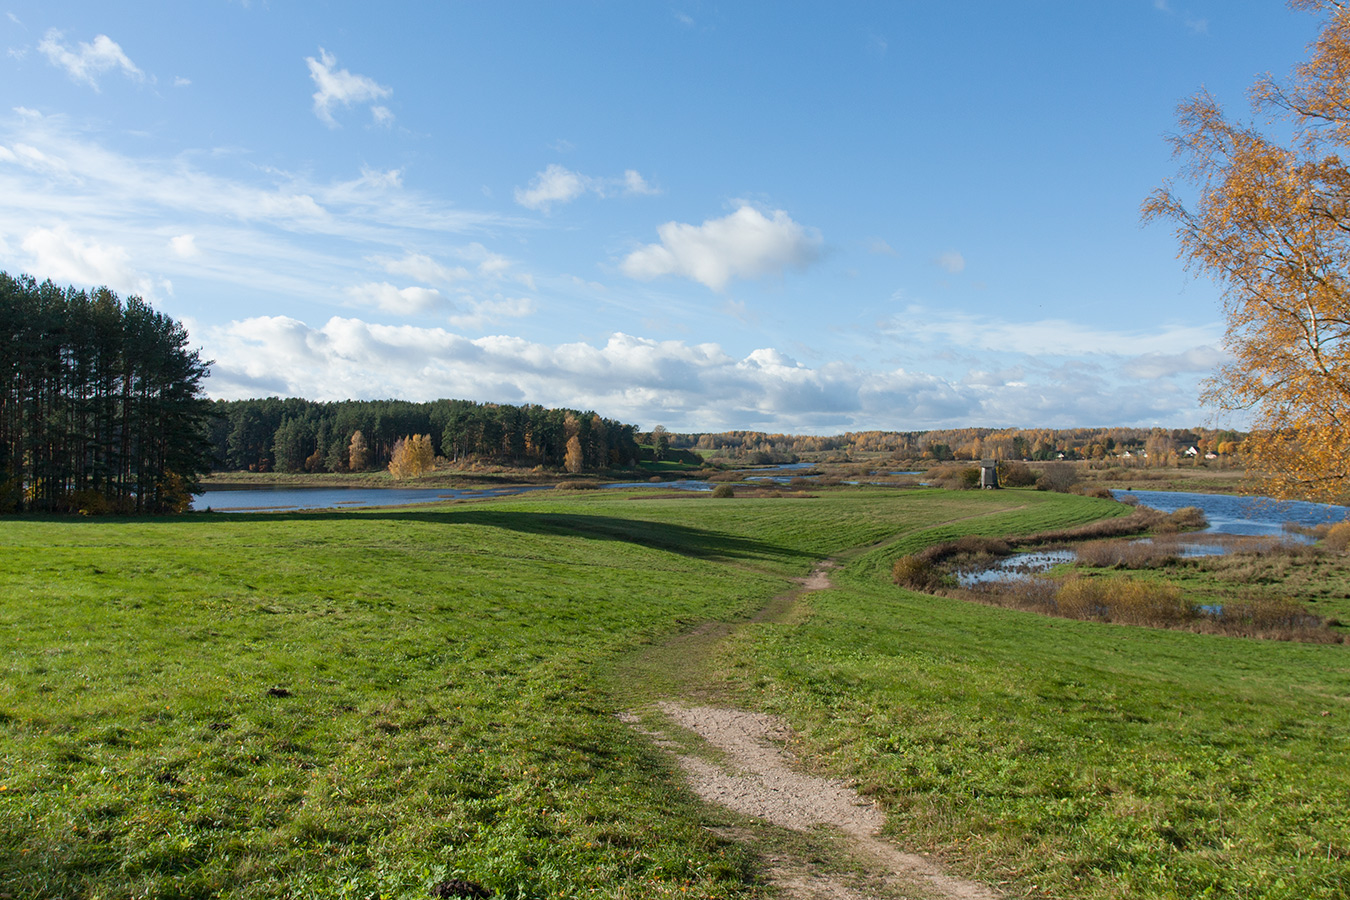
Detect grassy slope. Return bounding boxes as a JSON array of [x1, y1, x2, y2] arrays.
[[2, 487, 1347, 899], [722, 522, 1350, 899], [0, 487, 1047, 899]]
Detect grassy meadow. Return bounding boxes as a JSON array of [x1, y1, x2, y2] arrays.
[[2, 486, 1347, 899]]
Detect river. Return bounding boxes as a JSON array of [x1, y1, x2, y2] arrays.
[[961, 489, 1350, 585]]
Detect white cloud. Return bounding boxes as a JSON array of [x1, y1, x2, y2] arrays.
[[38, 30, 144, 91], [374, 251, 469, 285], [1123, 346, 1226, 379], [173, 76, 191, 88], [623, 169, 658, 196], [448, 295, 537, 330], [170, 234, 199, 258], [514, 164, 659, 211], [306, 48, 392, 127], [890, 304, 1222, 358], [515, 164, 588, 211], [0, 113, 511, 310], [621, 205, 823, 291], [346, 281, 446, 315], [936, 249, 965, 274], [20, 225, 160, 298], [868, 237, 897, 256], [199, 313, 1216, 431]]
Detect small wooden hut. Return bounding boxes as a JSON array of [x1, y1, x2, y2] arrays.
[[979, 459, 999, 490]]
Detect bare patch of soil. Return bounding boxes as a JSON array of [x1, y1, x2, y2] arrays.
[[628, 560, 1003, 900]]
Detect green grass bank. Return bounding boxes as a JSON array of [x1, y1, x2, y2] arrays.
[[2, 487, 1347, 899]]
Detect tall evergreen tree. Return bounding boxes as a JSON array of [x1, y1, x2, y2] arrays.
[[0, 272, 212, 513]]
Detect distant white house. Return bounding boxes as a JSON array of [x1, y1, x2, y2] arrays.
[[1185, 446, 1200, 457]]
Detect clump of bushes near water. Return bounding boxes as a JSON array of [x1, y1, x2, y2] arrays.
[[960, 573, 1332, 640], [892, 503, 1344, 642]]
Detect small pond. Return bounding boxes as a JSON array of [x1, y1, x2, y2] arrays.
[[958, 489, 1350, 586]]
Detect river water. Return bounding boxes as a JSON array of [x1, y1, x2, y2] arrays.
[[961, 489, 1350, 585], [193, 463, 828, 512]]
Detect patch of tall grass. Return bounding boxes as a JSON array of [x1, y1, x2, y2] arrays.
[[961, 575, 1340, 641]]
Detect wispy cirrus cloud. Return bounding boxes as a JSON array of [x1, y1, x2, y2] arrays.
[[887, 303, 1223, 359], [0, 111, 530, 322], [621, 205, 823, 291], [38, 30, 144, 90]]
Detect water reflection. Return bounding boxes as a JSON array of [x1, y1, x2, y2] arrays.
[[957, 489, 1349, 586]]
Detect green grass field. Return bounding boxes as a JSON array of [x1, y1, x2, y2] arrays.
[[2, 487, 1347, 899]]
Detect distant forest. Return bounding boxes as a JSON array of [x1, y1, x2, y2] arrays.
[[209, 397, 642, 473], [668, 425, 1244, 466], [211, 395, 1242, 475]]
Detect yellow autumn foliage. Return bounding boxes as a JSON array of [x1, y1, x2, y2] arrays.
[[388, 434, 435, 480], [1146, 0, 1350, 502]]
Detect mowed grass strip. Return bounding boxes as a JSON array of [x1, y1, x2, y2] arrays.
[[721, 504, 1350, 900], [0, 487, 1041, 900]]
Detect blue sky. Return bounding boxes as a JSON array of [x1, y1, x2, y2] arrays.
[[0, 1, 1324, 433]]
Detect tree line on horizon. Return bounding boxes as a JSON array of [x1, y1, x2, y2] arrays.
[[669, 424, 1245, 466], [209, 397, 642, 474], [0, 273, 213, 513]]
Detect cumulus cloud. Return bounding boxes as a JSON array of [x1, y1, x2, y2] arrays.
[[514, 164, 659, 211], [306, 48, 392, 127], [621, 205, 823, 291], [936, 249, 965, 274], [199, 313, 1216, 431], [38, 31, 144, 90], [21, 225, 161, 298]]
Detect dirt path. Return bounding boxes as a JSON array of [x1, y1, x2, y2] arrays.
[[628, 560, 1005, 900]]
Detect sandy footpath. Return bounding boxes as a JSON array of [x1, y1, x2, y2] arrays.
[[627, 562, 1004, 900]]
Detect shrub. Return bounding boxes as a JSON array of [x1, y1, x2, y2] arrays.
[[1324, 521, 1350, 552], [932, 466, 980, 490], [1035, 462, 1080, 493], [916, 535, 1011, 565], [892, 555, 943, 591], [999, 461, 1037, 487], [711, 484, 736, 499], [1168, 506, 1209, 529], [1053, 577, 1189, 625], [1075, 539, 1178, 569]]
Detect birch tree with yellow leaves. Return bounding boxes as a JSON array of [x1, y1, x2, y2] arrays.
[[1145, 0, 1350, 501]]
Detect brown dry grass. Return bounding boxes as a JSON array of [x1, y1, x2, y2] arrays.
[[958, 575, 1339, 641]]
